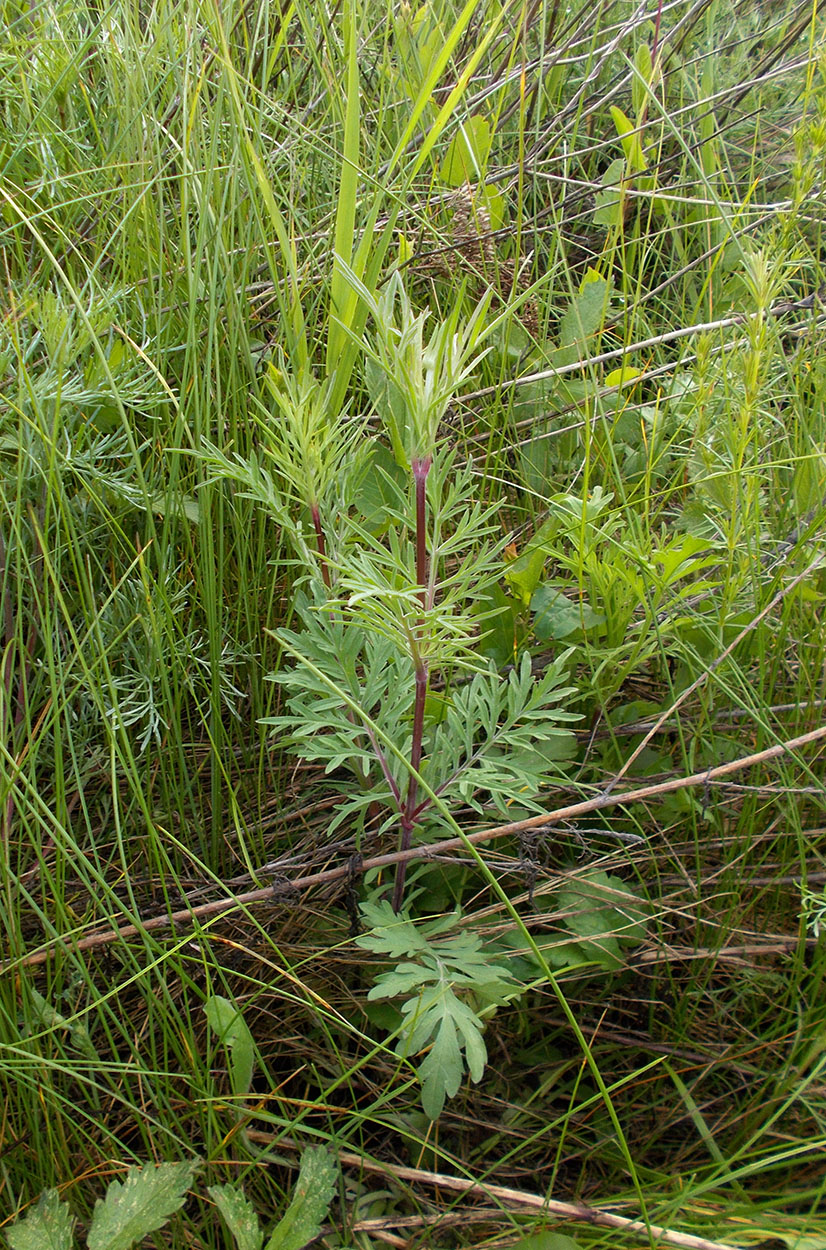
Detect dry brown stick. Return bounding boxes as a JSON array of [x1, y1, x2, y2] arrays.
[[246, 1130, 745, 1250], [633, 936, 815, 966], [5, 722, 825, 972]]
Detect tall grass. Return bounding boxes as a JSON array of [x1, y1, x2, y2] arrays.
[[1, 0, 826, 1244]]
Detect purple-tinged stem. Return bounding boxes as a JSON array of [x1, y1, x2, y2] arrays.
[[310, 502, 332, 590], [412, 455, 431, 609], [651, 0, 663, 61], [392, 654, 428, 912], [391, 453, 432, 912]]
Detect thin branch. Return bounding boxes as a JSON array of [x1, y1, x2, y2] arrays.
[[5, 723, 825, 971], [246, 1130, 746, 1250]]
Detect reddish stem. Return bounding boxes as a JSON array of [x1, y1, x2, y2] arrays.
[[391, 656, 428, 912], [310, 502, 331, 590], [651, 0, 663, 61], [391, 454, 432, 912], [412, 455, 431, 609]]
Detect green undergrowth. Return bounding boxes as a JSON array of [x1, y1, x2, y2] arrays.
[[2, 0, 826, 1246]]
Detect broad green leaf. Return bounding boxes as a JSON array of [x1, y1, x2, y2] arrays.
[[556, 270, 611, 363], [208, 1184, 264, 1250], [478, 181, 505, 230], [87, 1160, 198, 1250], [632, 41, 653, 115], [604, 365, 642, 388], [592, 157, 626, 228], [475, 583, 518, 667], [7, 1189, 74, 1250], [610, 105, 646, 172], [363, 355, 410, 470], [204, 995, 255, 1098], [505, 542, 546, 606], [264, 1147, 338, 1250], [512, 1234, 583, 1250], [559, 872, 648, 954], [350, 442, 406, 532], [440, 115, 492, 186], [531, 585, 603, 640]]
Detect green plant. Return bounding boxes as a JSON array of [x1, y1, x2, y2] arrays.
[[271, 271, 578, 903], [5, 1161, 199, 1250], [357, 900, 522, 1118], [3, 0, 826, 1239], [4, 1149, 338, 1250]]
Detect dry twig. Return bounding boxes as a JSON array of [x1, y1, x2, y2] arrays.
[[5, 723, 825, 971]]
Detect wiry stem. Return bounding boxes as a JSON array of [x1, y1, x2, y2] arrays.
[[391, 455, 432, 912]]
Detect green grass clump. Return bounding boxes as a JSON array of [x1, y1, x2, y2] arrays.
[[2, 0, 826, 1246]]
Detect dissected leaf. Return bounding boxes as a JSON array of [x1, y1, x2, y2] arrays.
[[87, 1160, 198, 1250], [362, 908, 520, 1118], [264, 1146, 338, 1250], [208, 1184, 264, 1250], [419, 1014, 463, 1119], [6, 1190, 74, 1250]]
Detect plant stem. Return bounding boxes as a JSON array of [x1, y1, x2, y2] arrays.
[[391, 454, 432, 912], [310, 501, 332, 590], [392, 654, 427, 912], [412, 455, 431, 609]]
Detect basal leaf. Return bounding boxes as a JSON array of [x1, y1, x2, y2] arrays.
[[86, 1160, 198, 1250], [208, 1184, 264, 1250], [592, 157, 626, 228], [264, 1146, 338, 1250], [512, 1234, 583, 1250], [556, 270, 612, 363], [632, 40, 653, 115], [531, 584, 603, 640], [368, 963, 434, 1000], [204, 995, 255, 1098], [6, 1190, 74, 1250], [440, 115, 492, 186], [610, 105, 646, 172]]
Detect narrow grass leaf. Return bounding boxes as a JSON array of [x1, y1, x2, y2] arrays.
[[326, 0, 362, 376]]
